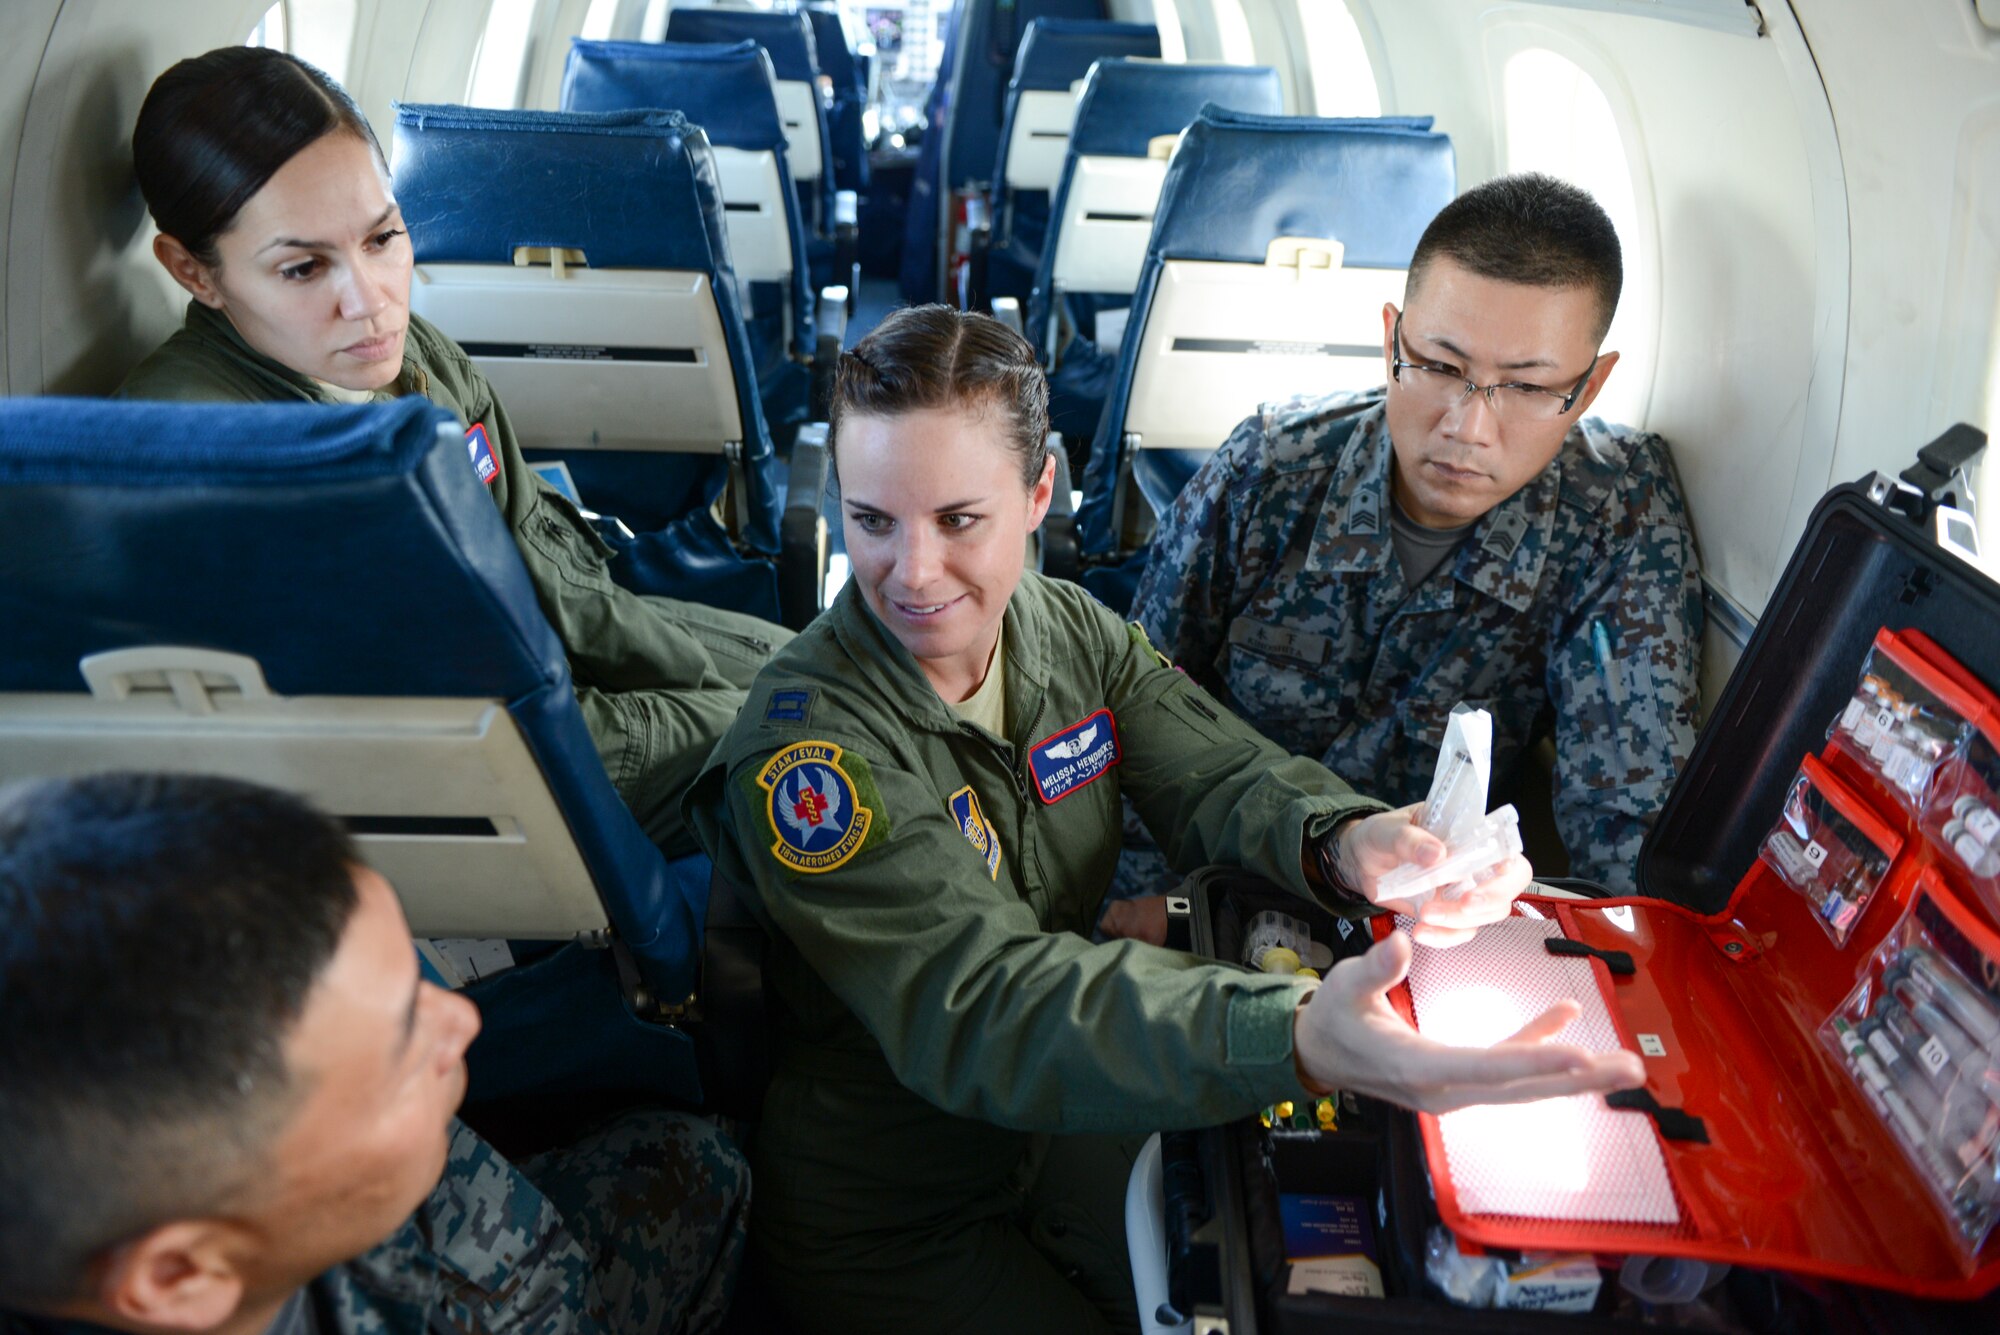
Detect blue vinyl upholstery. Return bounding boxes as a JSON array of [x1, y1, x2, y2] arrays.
[[987, 18, 1159, 298], [1025, 62, 1284, 355], [1077, 107, 1458, 602], [560, 39, 814, 427], [665, 6, 836, 225], [805, 4, 870, 193], [0, 397, 706, 1092], [391, 103, 784, 612]]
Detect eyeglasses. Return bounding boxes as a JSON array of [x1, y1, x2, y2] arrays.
[[1390, 311, 1598, 423]]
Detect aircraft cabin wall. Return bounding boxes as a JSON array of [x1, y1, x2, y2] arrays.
[[3, 0, 1998, 705]]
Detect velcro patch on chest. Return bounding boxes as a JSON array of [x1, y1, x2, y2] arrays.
[[1029, 709, 1120, 805], [947, 786, 1003, 879], [758, 741, 875, 873], [465, 423, 500, 486]]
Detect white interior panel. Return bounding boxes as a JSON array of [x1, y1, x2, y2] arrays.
[[411, 264, 741, 454], [1005, 86, 1081, 192], [1126, 257, 1404, 451], [0, 687, 609, 940], [1050, 154, 1170, 296], [772, 78, 824, 182], [712, 145, 795, 287]]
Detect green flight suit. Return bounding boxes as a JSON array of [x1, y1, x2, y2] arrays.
[[117, 302, 787, 853], [687, 571, 1387, 1334]]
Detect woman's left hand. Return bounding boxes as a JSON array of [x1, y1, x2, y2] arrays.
[[1098, 895, 1170, 946], [1330, 805, 1534, 947]]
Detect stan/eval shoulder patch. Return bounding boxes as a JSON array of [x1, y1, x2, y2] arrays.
[[757, 741, 878, 874]]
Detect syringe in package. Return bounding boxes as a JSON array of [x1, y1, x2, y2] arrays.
[[1375, 705, 1523, 908]]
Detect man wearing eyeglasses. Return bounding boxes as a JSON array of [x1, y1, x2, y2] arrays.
[[1127, 173, 1701, 896]]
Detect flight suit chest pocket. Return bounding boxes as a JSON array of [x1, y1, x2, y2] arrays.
[[522, 490, 618, 595], [1222, 616, 1342, 723]]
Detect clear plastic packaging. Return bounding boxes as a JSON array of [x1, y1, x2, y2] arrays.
[[1828, 629, 1981, 814], [1757, 755, 1901, 946], [1423, 1225, 1601, 1312], [1380, 705, 1519, 909], [1242, 908, 1335, 973], [1819, 899, 2000, 1256], [1921, 715, 2000, 922]]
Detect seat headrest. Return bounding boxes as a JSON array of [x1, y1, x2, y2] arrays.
[[1010, 19, 1160, 92], [1069, 61, 1284, 159], [664, 7, 819, 83], [1147, 106, 1457, 269], [803, 6, 862, 92], [391, 103, 728, 273], [0, 398, 566, 699], [562, 39, 787, 152]]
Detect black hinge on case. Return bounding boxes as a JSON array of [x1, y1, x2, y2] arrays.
[[1544, 937, 1636, 976], [1606, 1088, 1709, 1143]]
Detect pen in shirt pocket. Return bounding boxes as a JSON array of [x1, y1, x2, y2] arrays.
[[1592, 618, 1626, 709]]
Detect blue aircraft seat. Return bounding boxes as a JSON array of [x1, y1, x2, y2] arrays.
[[804, 4, 871, 195], [0, 396, 715, 1104], [985, 18, 1158, 299], [391, 103, 824, 627], [902, 0, 1108, 304], [561, 39, 847, 432], [1076, 107, 1458, 611], [664, 7, 836, 231]]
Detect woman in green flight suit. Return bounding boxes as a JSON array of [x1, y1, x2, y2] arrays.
[[689, 306, 1643, 1335], [116, 45, 786, 856]]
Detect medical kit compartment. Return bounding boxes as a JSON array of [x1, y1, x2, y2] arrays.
[[1171, 479, 2000, 1332]]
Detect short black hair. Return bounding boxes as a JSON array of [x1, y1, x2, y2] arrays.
[[0, 773, 361, 1306], [1407, 173, 1623, 342], [133, 46, 382, 266]]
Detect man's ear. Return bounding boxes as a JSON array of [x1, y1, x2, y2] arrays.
[[1381, 302, 1398, 378], [152, 235, 225, 310], [1571, 349, 1621, 418], [94, 1220, 250, 1333]]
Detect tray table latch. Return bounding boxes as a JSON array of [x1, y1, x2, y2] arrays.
[[1606, 1087, 1710, 1143]]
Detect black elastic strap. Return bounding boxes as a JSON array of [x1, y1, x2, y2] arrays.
[[1545, 936, 1637, 976], [1607, 1087, 1709, 1143]]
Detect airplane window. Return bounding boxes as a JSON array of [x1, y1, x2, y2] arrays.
[[1297, 1, 1380, 118], [244, 2, 287, 53], [467, 0, 539, 109], [1502, 47, 1653, 428], [640, 0, 668, 43], [1151, 0, 1189, 63], [1979, 294, 2000, 572], [581, 0, 618, 42], [1212, 0, 1257, 64]]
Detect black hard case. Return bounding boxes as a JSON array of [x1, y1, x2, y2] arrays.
[[1174, 484, 2000, 1334]]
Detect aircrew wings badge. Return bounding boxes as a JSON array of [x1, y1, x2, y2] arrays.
[[947, 786, 1002, 880], [758, 741, 875, 874]]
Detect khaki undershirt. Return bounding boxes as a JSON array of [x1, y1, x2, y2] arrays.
[[313, 378, 379, 405], [947, 623, 1008, 736]]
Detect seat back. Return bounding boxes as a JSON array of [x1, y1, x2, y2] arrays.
[[1028, 61, 1283, 359], [561, 39, 811, 363], [804, 4, 870, 194], [0, 397, 704, 1025], [1079, 108, 1457, 586], [995, 19, 1159, 199], [392, 103, 780, 561], [665, 6, 834, 218]]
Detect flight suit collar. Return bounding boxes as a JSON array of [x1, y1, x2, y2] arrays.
[[1300, 403, 1561, 613], [182, 301, 431, 408], [827, 577, 1051, 739]]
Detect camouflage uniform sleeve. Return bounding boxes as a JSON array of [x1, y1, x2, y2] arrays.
[[1129, 412, 1269, 689], [1546, 457, 1703, 894]]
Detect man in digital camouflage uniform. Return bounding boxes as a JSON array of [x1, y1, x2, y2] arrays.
[[0, 772, 746, 1335], [1132, 173, 1702, 895]]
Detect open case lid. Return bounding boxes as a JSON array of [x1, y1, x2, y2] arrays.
[[1383, 479, 2000, 1299], [1642, 481, 2000, 914]]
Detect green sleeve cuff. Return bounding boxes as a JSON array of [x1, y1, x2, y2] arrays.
[[1224, 978, 1317, 1105]]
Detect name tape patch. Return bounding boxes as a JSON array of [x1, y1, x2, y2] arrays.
[[759, 741, 873, 874], [465, 423, 499, 487], [947, 785, 1002, 880], [1029, 709, 1120, 805]]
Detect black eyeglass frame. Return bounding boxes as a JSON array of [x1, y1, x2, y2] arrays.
[[1389, 311, 1599, 418]]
